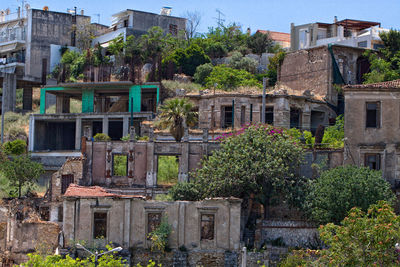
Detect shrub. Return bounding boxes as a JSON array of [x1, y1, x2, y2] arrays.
[[321, 115, 344, 148], [228, 51, 258, 74], [5, 126, 27, 142], [148, 216, 171, 252], [205, 65, 261, 90], [193, 63, 213, 86], [3, 139, 27, 155], [93, 133, 111, 141], [304, 165, 395, 225], [169, 182, 201, 201]]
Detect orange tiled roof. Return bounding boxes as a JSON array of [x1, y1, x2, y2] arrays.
[[344, 79, 400, 89], [257, 30, 290, 43], [64, 184, 145, 199]]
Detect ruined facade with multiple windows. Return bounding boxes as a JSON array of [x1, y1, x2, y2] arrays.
[[344, 79, 400, 185]]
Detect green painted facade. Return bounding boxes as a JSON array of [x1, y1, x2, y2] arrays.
[[40, 84, 159, 114]]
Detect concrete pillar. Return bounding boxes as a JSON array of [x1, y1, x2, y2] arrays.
[[2, 73, 16, 113], [123, 199, 131, 247], [179, 141, 189, 182], [50, 206, 59, 222], [28, 116, 35, 151], [146, 142, 156, 187], [75, 118, 82, 150], [178, 202, 186, 246], [123, 116, 129, 137], [102, 116, 109, 135], [22, 87, 33, 111], [274, 97, 290, 128]]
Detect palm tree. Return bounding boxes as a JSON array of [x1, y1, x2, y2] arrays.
[[155, 98, 198, 142]]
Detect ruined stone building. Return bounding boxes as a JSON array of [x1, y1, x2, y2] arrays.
[[290, 18, 386, 51], [279, 44, 370, 114], [344, 79, 400, 185], [0, 7, 94, 113], [92, 8, 187, 47], [186, 88, 336, 133], [63, 184, 241, 251]]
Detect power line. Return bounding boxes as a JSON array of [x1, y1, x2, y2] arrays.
[[213, 9, 225, 28]]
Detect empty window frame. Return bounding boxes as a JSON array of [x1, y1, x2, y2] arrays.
[[58, 206, 63, 222], [261, 106, 274, 125], [157, 156, 179, 186], [147, 212, 162, 236], [290, 108, 301, 129], [201, 214, 215, 240], [93, 212, 107, 239], [365, 153, 381, 170], [113, 154, 128, 176], [169, 24, 178, 36], [366, 102, 380, 128], [61, 174, 74, 194], [222, 106, 233, 128]]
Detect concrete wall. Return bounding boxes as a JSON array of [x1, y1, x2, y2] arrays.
[[344, 87, 400, 184], [129, 10, 186, 35], [63, 197, 241, 251]]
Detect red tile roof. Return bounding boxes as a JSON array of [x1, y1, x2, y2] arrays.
[[256, 30, 290, 43], [64, 184, 145, 199], [344, 79, 400, 89]]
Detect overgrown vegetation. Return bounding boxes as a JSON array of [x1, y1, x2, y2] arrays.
[[279, 201, 400, 266], [157, 156, 179, 185], [363, 29, 400, 83], [93, 133, 111, 141], [321, 114, 344, 148], [148, 216, 172, 252], [22, 244, 126, 267]]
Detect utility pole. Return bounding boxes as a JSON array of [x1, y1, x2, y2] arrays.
[[261, 77, 268, 123], [214, 9, 225, 28]]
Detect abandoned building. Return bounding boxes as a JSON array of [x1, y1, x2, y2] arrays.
[[290, 18, 387, 51], [29, 82, 160, 151], [63, 184, 241, 251], [279, 43, 370, 112], [186, 87, 336, 133], [92, 8, 187, 47], [343, 79, 400, 185], [0, 6, 94, 113]]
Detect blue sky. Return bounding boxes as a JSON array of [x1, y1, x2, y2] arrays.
[[2, 0, 400, 34]]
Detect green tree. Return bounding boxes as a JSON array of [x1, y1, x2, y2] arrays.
[[165, 43, 210, 76], [0, 154, 44, 198], [205, 65, 261, 89], [247, 31, 273, 55], [141, 26, 167, 81], [192, 125, 305, 218], [318, 201, 400, 266], [321, 114, 344, 148], [363, 29, 400, 84], [155, 98, 197, 142], [304, 166, 395, 225]]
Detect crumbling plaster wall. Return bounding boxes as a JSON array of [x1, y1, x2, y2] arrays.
[[344, 89, 400, 184]]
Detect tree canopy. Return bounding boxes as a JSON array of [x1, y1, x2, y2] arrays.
[[304, 165, 395, 225], [173, 124, 306, 218]]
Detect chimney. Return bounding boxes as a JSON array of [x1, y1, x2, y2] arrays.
[[246, 27, 251, 35], [17, 7, 21, 18], [80, 9, 84, 16], [334, 16, 338, 23]]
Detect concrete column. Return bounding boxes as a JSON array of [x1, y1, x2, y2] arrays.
[[123, 199, 131, 247], [28, 116, 35, 151], [22, 87, 33, 111], [123, 116, 129, 137], [146, 142, 156, 187], [75, 118, 82, 150], [2, 73, 16, 113], [179, 142, 189, 182], [50, 206, 59, 222], [178, 202, 186, 246], [274, 97, 290, 128], [302, 112, 311, 131], [102, 116, 109, 135]]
